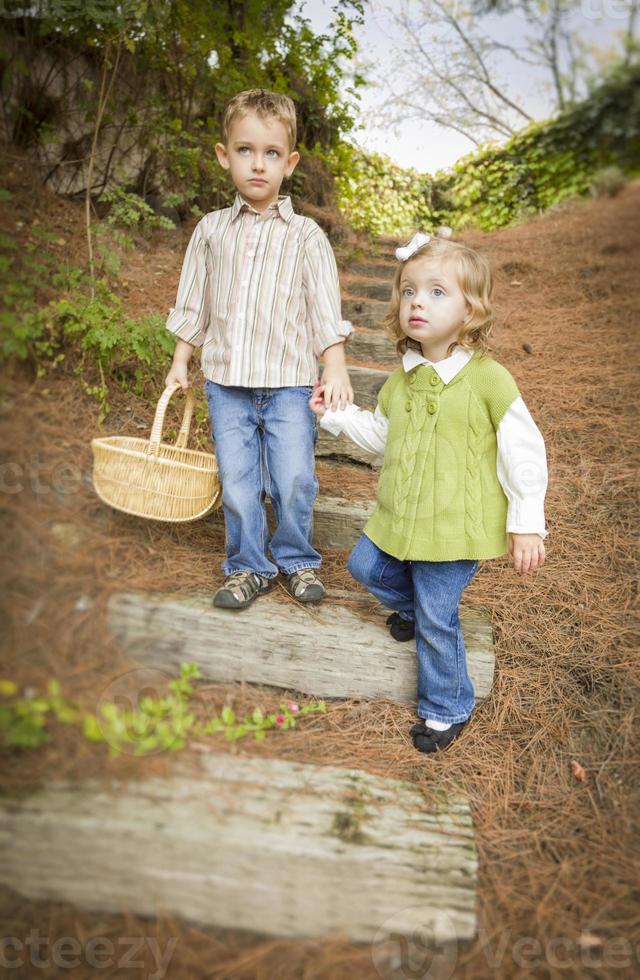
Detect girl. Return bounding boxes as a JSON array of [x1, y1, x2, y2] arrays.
[[310, 231, 548, 754]]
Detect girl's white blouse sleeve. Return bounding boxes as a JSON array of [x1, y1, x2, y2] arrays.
[[319, 404, 388, 465], [496, 396, 548, 539], [320, 396, 549, 539]]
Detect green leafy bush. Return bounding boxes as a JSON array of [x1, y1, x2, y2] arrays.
[[99, 187, 176, 231], [0, 665, 327, 757], [0, 222, 177, 419], [332, 144, 434, 237], [335, 61, 640, 236], [589, 165, 626, 198]]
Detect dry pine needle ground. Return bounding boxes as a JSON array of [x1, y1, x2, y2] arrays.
[[0, 160, 638, 978]]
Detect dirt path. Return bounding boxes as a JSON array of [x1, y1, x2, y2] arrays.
[[1, 166, 639, 977]]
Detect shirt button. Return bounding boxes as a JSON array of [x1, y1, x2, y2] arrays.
[[405, 401, 412, 412], [430, 375, 439, 386], [428, 402, 437, 414]]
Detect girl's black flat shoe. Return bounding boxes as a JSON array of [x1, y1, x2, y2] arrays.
[[410, 719, 468, 754], [386, 612, 415, 642]]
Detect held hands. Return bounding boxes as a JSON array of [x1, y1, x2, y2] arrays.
[[509, 533, 546, 574], [309, 382, 327, 416], [320, 364, 354, 411]]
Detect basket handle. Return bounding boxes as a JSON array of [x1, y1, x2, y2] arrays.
[[148, 383, 196, 455]]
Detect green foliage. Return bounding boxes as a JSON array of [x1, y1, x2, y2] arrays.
[[0, 666, 327, 758], [0, 679, 79, 750], [435, 61, 640, 231], [589, 165, 626, 198], [332, 143, 434, 237], [336, 61, 640, 236], [99, 187, 175, 231], [3, 0, 364, 214], [0, 222, 175, 419]]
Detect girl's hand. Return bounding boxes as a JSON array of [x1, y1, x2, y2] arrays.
[[509, 533, 546, 574], [309, 382, 326, 416], [164, 364, 190, 391]]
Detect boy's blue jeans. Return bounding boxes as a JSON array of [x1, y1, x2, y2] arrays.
[[347, 534, 478, 724], [205, 381, 321, 578]]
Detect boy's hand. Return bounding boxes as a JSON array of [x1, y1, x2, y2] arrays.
[[509, 533, 545, 574], [164, 363, 190, 392], [309, 382, 326, 416], [320, 364, 354, 411]]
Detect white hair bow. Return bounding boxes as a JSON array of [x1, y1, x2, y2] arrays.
[[395, 227, 453, 262]]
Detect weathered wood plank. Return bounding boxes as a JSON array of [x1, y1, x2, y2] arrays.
[[316, 429, 380, 466], [0, 754, 477, 943], [209, 495, 376, 552], [346, 278, 392, 302], [344, 365, 390, 406], [310, 495, 375, 550], [348, 261, 396, 279], [342, 298, 387, 329], [347, 328, 396, 365], [107, 592, 495, 703]]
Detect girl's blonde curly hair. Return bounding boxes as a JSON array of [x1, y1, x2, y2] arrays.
[[384, 237, 494, 358]]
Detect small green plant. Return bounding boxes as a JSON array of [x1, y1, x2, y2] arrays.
[[83, 662, 201, 756], [0, 666, 326, 758], [589, 165, 626, 198], [0, 248, 176, 420], [99, 187, 176, 231], [0, 679, 79, 750]]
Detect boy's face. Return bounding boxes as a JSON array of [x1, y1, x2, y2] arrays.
[[216, 111, 299, 211]]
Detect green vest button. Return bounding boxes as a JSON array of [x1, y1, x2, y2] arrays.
[[427, 401, 438, 414], [408, 373, 416, 385], [430, 375, 439, 386], [405, 401, 412, 412]]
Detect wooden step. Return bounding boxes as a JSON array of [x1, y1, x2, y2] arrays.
[[342, 298, 387, 329], [316, 428, 380, 466], [209, 495, 375, 553], [309, 495, 375, 550], [347, 328, 396, 365], [346, 279, 392, 302], [0, 753, 478, 944], [346, 364, 389, 406], [106, 592, 495, 703], [349, 261, 397, 279]]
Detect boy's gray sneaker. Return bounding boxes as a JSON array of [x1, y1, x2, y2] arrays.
[[213, 571, 272, 610], [287, 568, 326, 603]]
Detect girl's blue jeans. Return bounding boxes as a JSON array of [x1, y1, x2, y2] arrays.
[[205, 381, 321, 578], [347, 534, 478, 724]]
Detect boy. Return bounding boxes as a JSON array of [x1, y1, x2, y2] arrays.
[[164, 89, 353, 609]]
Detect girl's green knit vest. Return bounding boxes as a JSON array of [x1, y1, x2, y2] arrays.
[[364, 352, 520, 562]]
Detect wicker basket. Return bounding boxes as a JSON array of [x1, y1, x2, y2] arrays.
[[91, 383, 221, 522]]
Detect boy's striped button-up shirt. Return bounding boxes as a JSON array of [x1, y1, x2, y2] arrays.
[[166, 193, 352, 388]]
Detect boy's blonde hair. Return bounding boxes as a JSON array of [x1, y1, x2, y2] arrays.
[[221, 89, 297, 150], [384, 237, 494, 358]]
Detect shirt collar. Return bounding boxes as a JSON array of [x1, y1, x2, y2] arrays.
[[231, 193, 294, 223], [402, 345, 473, 383]]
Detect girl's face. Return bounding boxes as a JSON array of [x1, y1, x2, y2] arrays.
[[398, 256, 470, 362]]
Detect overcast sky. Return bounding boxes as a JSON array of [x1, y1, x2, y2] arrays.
[[297, 0, 635, 174]]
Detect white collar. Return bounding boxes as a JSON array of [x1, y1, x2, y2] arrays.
[[402, 346, 473, 384]]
